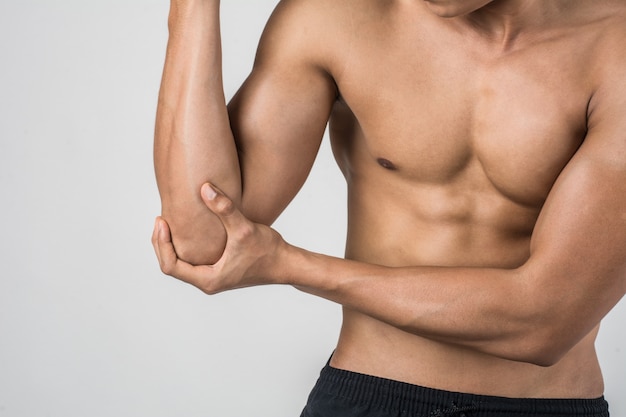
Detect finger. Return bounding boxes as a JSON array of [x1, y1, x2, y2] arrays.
[[153, 217, 176, 274], [153, 217, 188, 278], [200, 183, 249, 232], [151, 217, 159, 249], [151, 216, 166, 266]]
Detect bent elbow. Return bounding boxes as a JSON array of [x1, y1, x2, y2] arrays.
[[523, 346, 566, 368], [512, 325, 578, 367], [495, 337, 567, 367], [174, 233, 226, 266], [504, 267, 584, 367], [162, 208, 227, 266]]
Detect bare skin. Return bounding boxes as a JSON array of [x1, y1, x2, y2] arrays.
[[153, 0, 626, 400]]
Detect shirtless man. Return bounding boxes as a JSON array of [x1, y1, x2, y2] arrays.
[[152, 0, 626, 415]]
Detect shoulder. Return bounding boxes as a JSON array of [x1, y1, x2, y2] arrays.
[[255, 0, 401, 73], [266, 0, 396, 29], [580, 4, 626, 125], [579, 6, 626, 171], [259, 0, 356, 53], [584, 3, 626, 73]]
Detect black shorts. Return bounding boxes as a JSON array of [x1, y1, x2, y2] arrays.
[[300, 364, 610, 417]]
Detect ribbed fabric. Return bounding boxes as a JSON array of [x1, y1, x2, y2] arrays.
[[300, 364, 610, 417]]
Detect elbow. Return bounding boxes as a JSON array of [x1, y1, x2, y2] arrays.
[[500, 266, 583, 367], [522, 344, 567, 368], [509, 319, 579, 367], [162, 207, 227, 266], [490, 331, 569, 367], [174, 233, 227, 266]]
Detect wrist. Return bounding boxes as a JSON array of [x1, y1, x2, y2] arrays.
[[266, 236, 296, 286], [270, 240, 337, 292]]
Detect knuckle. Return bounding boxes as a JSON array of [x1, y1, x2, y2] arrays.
[[236, 222, 255, 240], [197, 265, 227, 295], [159, 261, 175, 276], [229, 223, 256, 249], [215, 195, 235, 215], [199, 278, 219, 295]]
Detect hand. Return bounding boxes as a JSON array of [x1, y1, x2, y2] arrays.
[[152, 183, 286, 294]]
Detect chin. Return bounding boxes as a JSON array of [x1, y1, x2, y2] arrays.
[[423, 0, 492, 18]]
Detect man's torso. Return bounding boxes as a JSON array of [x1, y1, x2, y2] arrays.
[[309, 0, 626, 398]]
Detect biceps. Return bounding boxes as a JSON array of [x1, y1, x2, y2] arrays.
[[524, 141, 626, 338], [228, 65, 337, 225]]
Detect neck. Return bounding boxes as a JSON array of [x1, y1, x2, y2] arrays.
[[460, 0, 570, 47]]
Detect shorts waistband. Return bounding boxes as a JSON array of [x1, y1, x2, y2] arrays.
[[312, 364, 610, 416]]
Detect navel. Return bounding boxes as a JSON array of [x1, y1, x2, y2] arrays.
[[377, 157, 398, 171]]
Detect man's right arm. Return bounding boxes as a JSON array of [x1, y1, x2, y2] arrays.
[[154, 0, 338, 265]]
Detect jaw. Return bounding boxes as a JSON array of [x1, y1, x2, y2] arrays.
[[422, 0, 570, 45], [422, 0, 495, 18]]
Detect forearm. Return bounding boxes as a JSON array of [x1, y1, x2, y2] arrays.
[[279, 244, 567, 366], [151, 180, 610, 366], [155, 0, 241, 265]]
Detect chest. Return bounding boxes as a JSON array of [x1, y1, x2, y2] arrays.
[[330, 33, 591, 206]]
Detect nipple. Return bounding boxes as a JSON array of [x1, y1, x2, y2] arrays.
[[377, 158, 397, 171]]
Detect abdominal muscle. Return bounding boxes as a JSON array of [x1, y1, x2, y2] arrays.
[[328, 155, 605, 399]]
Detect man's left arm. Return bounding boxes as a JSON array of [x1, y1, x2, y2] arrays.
[[153, 68, 626, 368], [286, 110, 626, 366]]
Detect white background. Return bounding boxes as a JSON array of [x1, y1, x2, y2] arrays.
[[0, 1, 623, 416]]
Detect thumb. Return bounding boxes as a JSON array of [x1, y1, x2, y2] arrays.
[[200, 183, 247, 231]]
